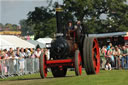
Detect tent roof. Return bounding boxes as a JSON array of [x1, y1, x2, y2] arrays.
[[27, 40, 45, 48], [37, 38, 52, 44], [0, 35, 35, 48], [0, 38, 15, 50]]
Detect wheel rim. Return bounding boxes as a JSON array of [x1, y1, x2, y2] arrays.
[[40, 53, 47, 78], [78, 52, 82, 75], [92, 39, 100, 74], [75, 50, 82, 76], [43, 55, 47, 77]]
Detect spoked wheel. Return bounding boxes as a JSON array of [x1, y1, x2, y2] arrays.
[[51, 67, 67, 77], [83, 37, 100, 74], [39, 53, 47, 78], [75, 50, 82, 76]]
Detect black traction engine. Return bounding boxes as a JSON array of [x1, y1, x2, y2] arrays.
[[39, 5, 100, 78]]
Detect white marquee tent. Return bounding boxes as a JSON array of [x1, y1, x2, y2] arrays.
[[0, 35, 35, 49], [37, 37, 52, 45], [0, 38, 15, 50], [27, 40, 45, 48]]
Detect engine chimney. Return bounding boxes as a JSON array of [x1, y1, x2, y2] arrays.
[[56, 5, 63, 33]]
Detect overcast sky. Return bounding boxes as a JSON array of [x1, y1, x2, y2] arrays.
[[0, 0, 127, 25], [0, 0, 62, 25]]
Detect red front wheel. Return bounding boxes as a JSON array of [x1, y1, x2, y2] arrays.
[[75, 50, 82, 76], [39, 53, 47, 78]]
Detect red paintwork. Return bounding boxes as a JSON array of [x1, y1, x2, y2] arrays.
[[124, 36, 128, 40], [92, 39, 100, 74], [46, 59, 74, 67], [47, 59, 74, 64], [78, 52, 82, 75], [44, 55, 47, 77], [40, 54, 47, 78]]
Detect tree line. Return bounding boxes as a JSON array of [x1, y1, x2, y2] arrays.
[[19, 0, 128, 39], [0, 23, 20, 31]]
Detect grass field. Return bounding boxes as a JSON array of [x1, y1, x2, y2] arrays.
[[0, 70, 128, 85]]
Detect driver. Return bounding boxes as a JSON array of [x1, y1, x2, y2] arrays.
[[67, 21, 77, 40]]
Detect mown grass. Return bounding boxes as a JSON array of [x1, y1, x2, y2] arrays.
[[0, 70, 128, 85]]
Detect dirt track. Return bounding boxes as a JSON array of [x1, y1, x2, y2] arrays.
[[0, 78, 55, 85], [0, 74, 75, 85]]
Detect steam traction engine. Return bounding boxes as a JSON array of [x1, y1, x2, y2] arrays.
[[39, 6, 100, 78]]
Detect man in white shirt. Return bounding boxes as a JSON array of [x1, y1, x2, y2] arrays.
[[34, 48, 41, 58], [19, 48, 25, 73]]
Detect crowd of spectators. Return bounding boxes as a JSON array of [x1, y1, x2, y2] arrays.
[[0, 46, 49, 75], [1, 42, 128, 77], [100, 43, 128, 70]]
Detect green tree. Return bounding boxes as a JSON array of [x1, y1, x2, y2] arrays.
[[0, 23, 4, 27], [0, 23, 4, 30], [26, 0, 128, 38], [63, 0, 128, 33], [43, 18, 56, 38], [12, 24, 18, 31], [19, 19, 34, 36], [27, 6, 56, 39], [0, 23, 20, 31], [4, 23, 13, 30], [105, 0, 128, 32]]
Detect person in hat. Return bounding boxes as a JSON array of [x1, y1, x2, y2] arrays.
[[34, 44, 41, 58], [113, 46, 121, 69], [67, 21, 77, 40]]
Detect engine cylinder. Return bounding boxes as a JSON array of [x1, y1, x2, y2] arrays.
[[50, 37, 74, 59]]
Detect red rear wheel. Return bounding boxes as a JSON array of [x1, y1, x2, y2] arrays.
[[92, 38, 100, 73], [83, 37, 100, 74], [39, 53, 47, 78]]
